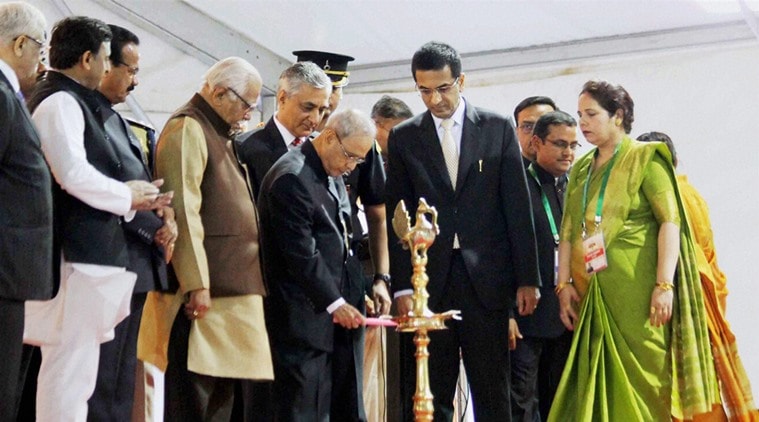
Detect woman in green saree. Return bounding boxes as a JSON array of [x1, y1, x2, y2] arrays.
[[548, 80, 720, 421]]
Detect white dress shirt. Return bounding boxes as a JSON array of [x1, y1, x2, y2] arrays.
[[31, 74, 134, 273]]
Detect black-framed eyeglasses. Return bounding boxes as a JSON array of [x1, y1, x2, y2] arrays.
[[113, 59, 139, 76], [14, 35, 46, 63], [518, 121, 535, 134], [544, 139, 581, 151], [335, 132, 366, 164], [417, 77, 460, 97], [227, 87, 255, 112]]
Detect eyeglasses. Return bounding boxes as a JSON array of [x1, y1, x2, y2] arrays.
[[227, 87, 255, 112], [14, 35, 47, 64], [544, 139, 581, 151], [518, 122, 535, 134], [417, 77, 460, 97], [335, 132, 366, 164], [113, 59, 139, 76]]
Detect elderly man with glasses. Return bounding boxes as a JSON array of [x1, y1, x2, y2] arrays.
[[257, 109, 375, 422], [0, 3, 51, 419], [138, 56, 272, 421]]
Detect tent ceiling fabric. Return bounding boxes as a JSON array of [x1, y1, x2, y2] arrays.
[[99, 0, 759, 94], [25, 0, 759, 125]]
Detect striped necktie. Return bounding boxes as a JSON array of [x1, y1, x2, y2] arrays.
[[440, 118, 458, 189]]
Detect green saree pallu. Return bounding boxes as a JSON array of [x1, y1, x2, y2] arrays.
[[548, 138, 719, 421]]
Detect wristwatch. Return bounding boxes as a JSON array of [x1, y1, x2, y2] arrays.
[[373, 273, 391, 287]]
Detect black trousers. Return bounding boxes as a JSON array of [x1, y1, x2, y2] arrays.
[[88, 293, 147, 421], [510, 331, 572, 422], [399, 251, 512, 422], [164, 308, 235, 422], [0, 299, 25, 421], [271, 344, 332, 422], [331, 323, 367, 422]]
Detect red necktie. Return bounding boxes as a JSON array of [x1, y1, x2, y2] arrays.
[[292, 137, 303, 147]]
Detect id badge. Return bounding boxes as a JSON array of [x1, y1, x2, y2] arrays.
[[583, 232, 608, 274], [553, 247, 559, 286]]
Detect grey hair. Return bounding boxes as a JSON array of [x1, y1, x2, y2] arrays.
[[203, 56, 262, 96], [327, 109, 376, 141], [277, 61, 332, 97], [0, 2, 47, 43]]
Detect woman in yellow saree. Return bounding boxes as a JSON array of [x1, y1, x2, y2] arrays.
[[637, 131, 759, 421], [548, 80, 720, 421]]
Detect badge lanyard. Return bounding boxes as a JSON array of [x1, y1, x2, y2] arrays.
[[581, 143, 621, 238], [527, 164, 559, 246], [529, 164, 562, 284]]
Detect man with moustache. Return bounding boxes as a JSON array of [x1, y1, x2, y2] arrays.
[[386, 41, 540, 422], [513, 96, 557, 167], [511, 111, 577, 422], [88, 24, 177, 421], [0, 3, 52, 419], [138, 57, 272, 421], [25, 16, 171, 420], [257, 109, 373, 421]]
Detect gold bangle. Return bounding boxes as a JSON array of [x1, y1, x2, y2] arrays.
[[655, 281, 674, 291], [555, 281, 572, 295]]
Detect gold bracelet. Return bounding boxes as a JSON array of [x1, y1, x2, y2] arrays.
[[655, 281, 674, 291], [555, 281, 572, 295]]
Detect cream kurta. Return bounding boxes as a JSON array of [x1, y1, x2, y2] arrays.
[[137, 108, 272, 380]]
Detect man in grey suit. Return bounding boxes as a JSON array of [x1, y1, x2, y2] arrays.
[[386, 41, 541, 422], [0, 3, 52, 419]]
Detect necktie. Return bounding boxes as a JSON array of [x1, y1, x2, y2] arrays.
[[441, 118, 461, 249], [292, 137, 303, 148], [440, 118, 458, 189]]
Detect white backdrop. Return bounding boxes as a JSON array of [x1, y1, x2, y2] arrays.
[[340, 41, 759, 395]]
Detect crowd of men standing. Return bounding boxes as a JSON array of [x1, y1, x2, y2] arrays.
[[1, 2, 590, 421]]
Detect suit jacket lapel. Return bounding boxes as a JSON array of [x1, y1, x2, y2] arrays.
[[456, 104, 480, 195], [418, 112, 455, 194], [119, 115, 151, 177]]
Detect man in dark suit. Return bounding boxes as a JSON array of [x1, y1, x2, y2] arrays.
[[510, 111, 577, 422], [385, 41, 541, 422], [235, 60, 332, 421], [88, 24, 176, 421], [258, 109, 374, 421], [0, 3, 52, 420], [237, 61, 331, 199]]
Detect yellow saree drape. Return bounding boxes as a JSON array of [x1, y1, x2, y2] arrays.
[[678, 175, 759, 422]]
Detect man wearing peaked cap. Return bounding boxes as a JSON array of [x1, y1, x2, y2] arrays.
[[292, 50, 354, 88]]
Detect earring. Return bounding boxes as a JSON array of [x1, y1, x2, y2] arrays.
[[615, 118, 622, 126]]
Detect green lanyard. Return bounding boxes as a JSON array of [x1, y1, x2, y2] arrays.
[[527, 164, 559, 245], [581, 143, 621, 238]]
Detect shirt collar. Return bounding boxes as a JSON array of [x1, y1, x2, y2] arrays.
[[273, 114, 303, 147], [431, 97, 466, 130], [0, 59, 21, 94]]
